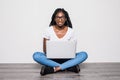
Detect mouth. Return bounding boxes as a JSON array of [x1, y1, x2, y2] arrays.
[[58, 23, 64, 26], [56, 22, 64, 26], [58, 22, 63, 25]]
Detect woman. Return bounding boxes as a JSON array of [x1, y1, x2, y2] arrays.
[[33, 8, 88, 76]]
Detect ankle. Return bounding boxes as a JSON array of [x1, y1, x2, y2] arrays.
[[54, 66, 61, 72]]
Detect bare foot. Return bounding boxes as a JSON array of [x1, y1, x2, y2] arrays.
[[54, 66, 61, 72]]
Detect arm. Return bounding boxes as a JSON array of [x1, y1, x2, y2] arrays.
[[43, 38, 49, 54], [42, 28, 50, 53]]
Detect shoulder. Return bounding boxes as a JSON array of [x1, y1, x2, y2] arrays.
[[45, 26, 53, 30], [68, 27, 75, 33], [42, 26, 53, 39], [44, 26, 53, 32]]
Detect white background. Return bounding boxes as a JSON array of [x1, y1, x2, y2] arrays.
[[0, 0, 120, 63]]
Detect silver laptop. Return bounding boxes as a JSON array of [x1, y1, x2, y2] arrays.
[[46, 41, 76, 59]]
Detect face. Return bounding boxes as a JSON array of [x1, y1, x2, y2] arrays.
[[55, 12, 66, 28]]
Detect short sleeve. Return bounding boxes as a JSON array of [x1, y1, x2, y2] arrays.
[[70, 29, 77, 42], [42, 28, 50, 39]]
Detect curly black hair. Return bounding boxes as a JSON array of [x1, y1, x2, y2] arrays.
[[49, 8, 72, 28]]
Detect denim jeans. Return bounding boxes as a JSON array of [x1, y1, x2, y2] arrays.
[[33, 51, 88, 70]]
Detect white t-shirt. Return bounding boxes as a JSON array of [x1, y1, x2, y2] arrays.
[[42, 26, 77, 41]]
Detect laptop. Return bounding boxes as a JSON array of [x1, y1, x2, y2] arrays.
[[46, 41, 76, 59]]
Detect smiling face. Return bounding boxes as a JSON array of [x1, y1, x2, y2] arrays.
[[54, 12, 67, 28]]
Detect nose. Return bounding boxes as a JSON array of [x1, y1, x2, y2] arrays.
[[58, 18, 62, 21]]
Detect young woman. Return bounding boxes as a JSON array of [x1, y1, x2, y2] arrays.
[[33, 8, 88, 76]]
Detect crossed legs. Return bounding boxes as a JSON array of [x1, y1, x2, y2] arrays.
[[33, 51, 88, 72]]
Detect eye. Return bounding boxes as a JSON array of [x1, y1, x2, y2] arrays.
[[55, 16, 65, 19]]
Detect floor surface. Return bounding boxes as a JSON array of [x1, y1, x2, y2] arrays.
[[0, 63, 120, 80]]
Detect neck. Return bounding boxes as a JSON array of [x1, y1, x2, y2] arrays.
[[55, 25, 66, 30]]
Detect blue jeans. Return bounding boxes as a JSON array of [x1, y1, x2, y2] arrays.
[[33, 51, 88, 70]]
